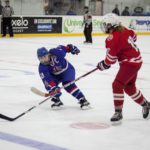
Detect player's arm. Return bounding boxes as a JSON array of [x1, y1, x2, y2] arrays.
[[49, 46, 66, 58], [39, 65, 53, 91], [129, 29, 137, 42], [97, 50, 117, 71], [65, 44, 80, 55], [104, 36, 118, 65], [97, 60, 110, 71], [97, 37, 117, 71], [39, 65, 61, 96], [104, 50, 118, 65], [49, 44, 80, 58]]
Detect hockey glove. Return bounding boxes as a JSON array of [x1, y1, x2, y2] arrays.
[[97, 60, 111, 71], [67, 44, 80, 55], [49, 86, 62, 97]]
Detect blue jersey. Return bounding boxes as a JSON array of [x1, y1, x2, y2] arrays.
[[38, 45, 75, 91]]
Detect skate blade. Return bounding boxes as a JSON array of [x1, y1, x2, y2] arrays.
[[144, 115, 150, 120], [51, 105, 64, 110], [81, 105, 92, 110], [111, 120, 122, 126], [83, 42, 92, 44]]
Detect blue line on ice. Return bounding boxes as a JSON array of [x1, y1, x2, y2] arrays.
[[0, 132, 68, 150]]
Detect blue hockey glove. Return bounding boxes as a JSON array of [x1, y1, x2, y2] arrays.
[[49, 86, 62, 97], [97, 60, 111, 71], [67, 44, 80, 55]]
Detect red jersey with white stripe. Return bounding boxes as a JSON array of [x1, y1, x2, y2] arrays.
[[104, 27, 142, 65]]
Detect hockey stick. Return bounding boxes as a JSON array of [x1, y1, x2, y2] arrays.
[[31, 67, 98, 97], [0, 96, 52, 121], [0, 68, 98, 121]]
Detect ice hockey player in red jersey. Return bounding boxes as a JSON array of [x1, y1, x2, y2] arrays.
[[97, 13, 150, 123]]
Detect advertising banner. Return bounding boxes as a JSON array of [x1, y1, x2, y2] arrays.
[[11, 16, 62, 34], [62, 16, 150, 34], [62, 16, 101, 34], [128, 18, 150, 31], [0, 16, 1, 34], [1, 15, 150, 36], [120, 17, 150, 32]]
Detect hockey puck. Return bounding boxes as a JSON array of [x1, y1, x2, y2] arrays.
[[70, 122, 110, 129]]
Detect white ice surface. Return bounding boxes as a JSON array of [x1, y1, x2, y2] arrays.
[[0, 35, 150, 150]]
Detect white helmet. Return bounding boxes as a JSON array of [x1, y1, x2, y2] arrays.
[[100, 13, 120, 33]]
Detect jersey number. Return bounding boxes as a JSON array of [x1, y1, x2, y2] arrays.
[[128, 36, 139, 52]]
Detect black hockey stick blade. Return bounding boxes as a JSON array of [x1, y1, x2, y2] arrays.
[[0, 114, 16, 121], [0, 97, 50, 121], [0, 113, 25, 121]]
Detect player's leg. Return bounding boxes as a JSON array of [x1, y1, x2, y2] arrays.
[[43, 74, 63, 109], [51, 96, 63, 109], [63, 81, 90, 109], [8, 17, 13, 37], [111, 64, 137, 122], [62, 64, 90, 109], [83, 27, 88, 43], [87, 24, 92, 43], [2, 18, 7, 37], [124, 74, 150, 119], [111, 79, 124, 122]]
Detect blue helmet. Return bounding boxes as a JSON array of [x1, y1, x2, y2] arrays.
[[37, 47, 49, 58]]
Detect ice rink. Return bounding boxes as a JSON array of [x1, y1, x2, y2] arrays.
[[0, 35, 150, 150]]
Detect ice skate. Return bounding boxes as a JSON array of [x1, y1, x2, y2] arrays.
[[83, 41, 88, 44], [83, 41, 92, 44], [142, 101, 150, 119], [79, 98, 90, 110], [110, 109, 123, 124], [51, 97, 64, 110]]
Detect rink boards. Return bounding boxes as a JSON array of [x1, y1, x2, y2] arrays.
[[0, 15, 150, 37]]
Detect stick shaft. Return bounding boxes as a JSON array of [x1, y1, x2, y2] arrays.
[[0, 68, 98, 121], [32, 68, 98, 97], [0, 96, 51, 121]]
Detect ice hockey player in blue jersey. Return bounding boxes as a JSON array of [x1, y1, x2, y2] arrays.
[[37, 44, 90, 109]]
